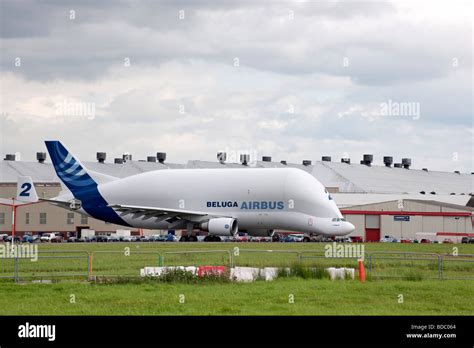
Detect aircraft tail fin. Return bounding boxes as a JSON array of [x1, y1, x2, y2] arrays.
[[16, 176, 39, 203], [45, 141, 106, 197]]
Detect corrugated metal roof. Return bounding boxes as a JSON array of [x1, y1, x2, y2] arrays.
[[339, 198, 473, 212], [319, 161, 473, 195], [1, 158, 472, 196], [332, 193, 472, 208]]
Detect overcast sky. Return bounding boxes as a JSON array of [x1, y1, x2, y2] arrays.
[[0, 0, 472, 172]]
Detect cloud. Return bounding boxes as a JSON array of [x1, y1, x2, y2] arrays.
[[0, 0, 472, 173]]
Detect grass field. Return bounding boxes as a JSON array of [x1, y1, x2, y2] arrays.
[[0, 242, 473, 315]]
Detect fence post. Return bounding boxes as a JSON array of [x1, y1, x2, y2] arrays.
[[158, 254, 163, 267], [88, 252, 93, 281], [368, 254, 372, 274], [14, 254, 19, 283], [438, 255, 442, 280]]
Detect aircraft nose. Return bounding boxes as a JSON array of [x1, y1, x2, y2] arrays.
[[344, 222, 355, 234]]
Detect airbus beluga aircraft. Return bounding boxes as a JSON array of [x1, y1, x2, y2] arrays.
[[19, 141, 355, 241]]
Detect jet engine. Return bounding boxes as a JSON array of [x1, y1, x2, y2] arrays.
[[200, 218, 238, 236]]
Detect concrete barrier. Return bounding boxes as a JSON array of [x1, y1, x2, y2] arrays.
[[326, 267, 355, 280]]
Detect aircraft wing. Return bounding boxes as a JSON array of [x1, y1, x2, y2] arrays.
[[108, 204, 231, 225]]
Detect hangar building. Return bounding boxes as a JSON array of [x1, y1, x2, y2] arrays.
[[0, 151, 472, 242]]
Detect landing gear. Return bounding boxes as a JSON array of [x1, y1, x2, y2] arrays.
[[180, 235, 198, 242], [303, 236, 311, 243], [203, 235, 221, 242], [180, 223, 199, 242]]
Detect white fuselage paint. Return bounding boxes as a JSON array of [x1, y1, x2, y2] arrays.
[[68, 167, 354, 236]]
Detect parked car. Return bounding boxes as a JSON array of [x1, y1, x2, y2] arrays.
[[96, 235, 109, 242], [235, 234, 249, 242], [22, 235, 34, 243], [40, 233, 58, 242], [442, 238, 453, 244], [122, 235, 137, 242], [107, 235, 120, 242], [420, 239, 431, 244], [400, 238, 412, 243], [0, 234, 9, 241], [149, 235, 165, 242], [85, 235, 97, 242], [50, 235, 63, 243], [5, 236, 21, 243], [335, 237, 352, 243], [67, 236, 84, 243], [380, 235, 398, 243]]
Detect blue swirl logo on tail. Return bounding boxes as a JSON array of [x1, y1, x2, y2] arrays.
[[46, 141, 96, 191], [45, 141, 130, 226]]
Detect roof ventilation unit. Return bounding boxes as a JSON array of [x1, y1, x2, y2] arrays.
[[362, 154, 373, 166], [217, 152, 226, 164], [36, 152, 47, 164], [454, 171, 460, 174], [240, 154, 250, 165], [422, 168, 428, 172], [147, 156, 157, 163], [280, 160, 287, 165], [157, 152, 166, 164], [122, 154, 132, 162], [96, 152, 106, 163], [383, 156, 393, 167], [262, 156, 272, 162], [430, 191, 436, 195], [302, 160, 312, 166], [394, 163, 402, 168], [322, 156, 331, 162], [4, 154, 15, 161], [341, 158, 350, 164], [419, 191, 426, 194], [402, 158, 411, 169], [114, 158, 124, 164], [450, 193, 456, 195]]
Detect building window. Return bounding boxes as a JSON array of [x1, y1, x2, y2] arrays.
[[39, 212, 47, 225], [0, 212, 5, 225], [67, 212, 74, 225], [25, 212, 30, 225], [80, 215, 88, 225]]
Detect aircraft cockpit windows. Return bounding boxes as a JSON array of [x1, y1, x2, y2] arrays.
[[332, 218, 346, 222]]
